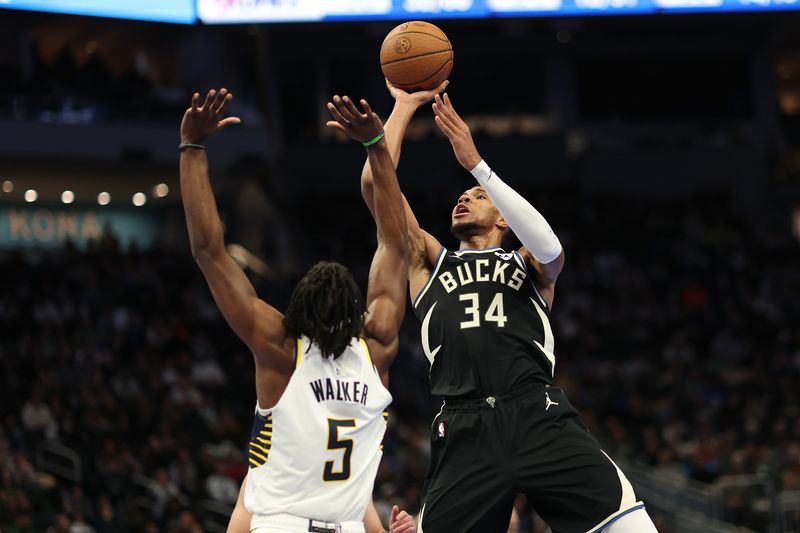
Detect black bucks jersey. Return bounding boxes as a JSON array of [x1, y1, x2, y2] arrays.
[[413, 247, 556, 397]]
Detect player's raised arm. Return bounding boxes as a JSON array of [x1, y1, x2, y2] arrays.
[[359, 81, 445, 221], [326, 96, 408, 380], [180, 89, 292, 372], [432, 93, 565, 300], [359, 81, 445, 291]]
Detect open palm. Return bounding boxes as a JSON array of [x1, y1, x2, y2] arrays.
[[180, 88, 241, 145]]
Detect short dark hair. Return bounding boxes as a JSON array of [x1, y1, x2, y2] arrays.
[[283, 261, 365, 359]]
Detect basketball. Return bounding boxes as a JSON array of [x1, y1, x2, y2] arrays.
[[380, 21, 454, 92]]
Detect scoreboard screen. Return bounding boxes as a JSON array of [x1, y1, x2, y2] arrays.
[[196, 0, 799, 23], [0, 0, 795, 24], [0, 0, 196, 23]]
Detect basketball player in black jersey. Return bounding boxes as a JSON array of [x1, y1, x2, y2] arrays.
[[358, 81, 659, 533]]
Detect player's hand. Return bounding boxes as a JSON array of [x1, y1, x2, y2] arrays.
[[180, 88, 241, 145], [386, 78, 449, 109], [432, 93, 482, 171], [389, 505, 416, 533], [326, 95, 384, 144]]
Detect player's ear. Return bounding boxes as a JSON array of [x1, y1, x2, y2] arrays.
[[496, 214, 509, 231]]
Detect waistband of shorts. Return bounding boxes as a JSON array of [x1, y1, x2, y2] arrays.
[[251, 513, 365, 533], [442, 380, 548, 411]]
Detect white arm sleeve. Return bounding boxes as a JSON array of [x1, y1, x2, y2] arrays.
[[470, 159, 562, 264]]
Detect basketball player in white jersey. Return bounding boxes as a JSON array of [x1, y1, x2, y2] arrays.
[[180, 88, 410, 533]]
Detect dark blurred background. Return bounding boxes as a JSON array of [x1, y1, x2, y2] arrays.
[[0, 4, 799, 533]]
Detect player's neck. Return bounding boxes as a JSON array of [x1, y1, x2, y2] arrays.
[[459, 234, 502, 251]]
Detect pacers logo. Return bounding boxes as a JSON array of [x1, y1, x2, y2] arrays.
[[395, 37, 412, 54]]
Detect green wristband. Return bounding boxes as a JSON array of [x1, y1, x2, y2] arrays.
[[362, 131, 385, 148]]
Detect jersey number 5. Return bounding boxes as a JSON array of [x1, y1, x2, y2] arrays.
[[459, 292, 508, 329], [324, 418, 356, 482]]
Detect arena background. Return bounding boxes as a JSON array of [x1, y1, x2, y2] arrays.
[[1, 3, 799, 532]]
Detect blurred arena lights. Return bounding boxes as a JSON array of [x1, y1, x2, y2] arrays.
[[154, 183, 169, 198], [1, 180, 12, 193], [24, 189, 37, 203], [132, 192, 147, 206], [61, 190, 75, 204], [97, 192, 111, 206]]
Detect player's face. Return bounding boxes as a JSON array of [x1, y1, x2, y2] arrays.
[[451, 187, 499, 231]]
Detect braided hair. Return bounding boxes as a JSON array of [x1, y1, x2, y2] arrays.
[[284, 261, 366, 359]]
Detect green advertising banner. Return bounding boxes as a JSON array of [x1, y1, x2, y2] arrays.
[[0, 208, 161, 249]]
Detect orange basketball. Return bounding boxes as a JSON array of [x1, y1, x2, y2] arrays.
[[380, 21, 453, 92]]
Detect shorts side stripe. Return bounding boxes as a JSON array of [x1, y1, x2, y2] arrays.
[[584, 451, 641, 532], [601, 450, 636, 511], [587, 503, 645, 533]]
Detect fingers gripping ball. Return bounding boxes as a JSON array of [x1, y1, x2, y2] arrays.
[[380, 21, 453, 92]]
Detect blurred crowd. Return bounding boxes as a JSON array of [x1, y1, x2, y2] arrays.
[[547, 196, 800, 531], [1, 44, 183, 124], [0, 190, 798, 532], [0, 242, 255, 532]]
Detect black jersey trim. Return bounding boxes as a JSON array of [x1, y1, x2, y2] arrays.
[[413, 247, 447, 309]]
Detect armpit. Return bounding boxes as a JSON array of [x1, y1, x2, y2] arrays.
[[409, 239, 431, 275]]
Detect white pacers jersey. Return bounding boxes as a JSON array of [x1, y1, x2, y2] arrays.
[[245, 335, 392, 525]]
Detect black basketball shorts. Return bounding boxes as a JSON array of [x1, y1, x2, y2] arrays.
[[418, 382, 644, 533]]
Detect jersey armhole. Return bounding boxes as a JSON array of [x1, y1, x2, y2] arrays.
[[255, 402, 271, 418], [514, 250, 549, 311], [512, 249, 528, 271], [358, 337, 376, 370], [412, 247, 447, 309]]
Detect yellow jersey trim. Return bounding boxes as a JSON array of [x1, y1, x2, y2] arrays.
[[250, 442, 271, 455], [248, 413, 273, 468], [295, 337, 303, 368], [359, 337, 374, 368], [249, 449, 268, 462]]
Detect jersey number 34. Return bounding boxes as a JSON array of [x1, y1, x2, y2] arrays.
[[459, 292, 508, 329]]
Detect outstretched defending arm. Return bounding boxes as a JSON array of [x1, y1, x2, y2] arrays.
[[432, 92, 565, 301], [326, 96, 408, 382], [180, 89, 293, 405], [359, 81, 445, 299]]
